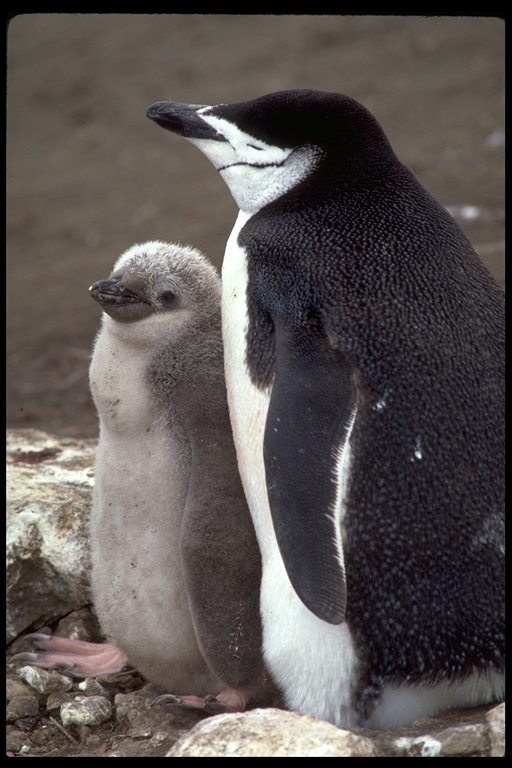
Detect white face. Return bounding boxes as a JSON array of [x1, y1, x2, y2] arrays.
[[189, 112, 320, 215]]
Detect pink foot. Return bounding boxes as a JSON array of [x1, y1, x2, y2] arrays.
[[154, 685, 250, 715], [10, 633, 129, 677]]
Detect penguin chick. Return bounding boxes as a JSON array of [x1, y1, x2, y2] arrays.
[[15, 240, 271, 713], [146, 91, 505, 728]]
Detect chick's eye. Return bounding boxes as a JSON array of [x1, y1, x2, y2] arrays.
[[160, 291, 175, 305]]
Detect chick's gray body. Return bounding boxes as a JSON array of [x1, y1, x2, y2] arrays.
[[89, 240, 265, 697], [147, 91, 504, 728]]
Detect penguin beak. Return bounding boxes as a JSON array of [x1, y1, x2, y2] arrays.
[[146, 101, 226, 142], [89, 278, 148, 308]]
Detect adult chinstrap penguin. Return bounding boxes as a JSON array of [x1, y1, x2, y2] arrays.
[[147, 90, 505, 728], [13, 240, 273, 714]]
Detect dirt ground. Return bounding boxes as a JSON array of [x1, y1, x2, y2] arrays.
[[6, 13, 505, 758], [7, 14, 504, 439]]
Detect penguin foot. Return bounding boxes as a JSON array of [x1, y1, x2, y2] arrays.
[[10, 634, 129, 678], [153, 686, 249, 715]]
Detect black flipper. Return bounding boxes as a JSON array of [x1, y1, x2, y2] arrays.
[[263, 315, 357, 624]]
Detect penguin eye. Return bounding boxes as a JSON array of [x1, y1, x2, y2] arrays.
[[160, 290, 176, 305]]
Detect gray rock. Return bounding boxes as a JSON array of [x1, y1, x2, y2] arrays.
[[486, 702, 505, 757], [77, 677, 111, 698], [389, 727, 483, 757], [373, 702, 505, 758], [6, 429, 95, 642], [53, 606, 101, 642], [167, 703, 505, 757], [6, 727, 33, 755], [6, 674, 32, 701], [167, 708, 377, 757], [108, 732, 176, 758], [6, 695, 41, 722], [60, 695, 112, 726], [18, 665, 73, 695], [46, 690, 79, 712]]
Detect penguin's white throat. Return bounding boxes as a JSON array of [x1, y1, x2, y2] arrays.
[[189, 113, 319, 214]]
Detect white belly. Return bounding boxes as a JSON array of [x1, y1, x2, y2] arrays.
[[367, 669, 505, 729], [89, 329, 217, 694], [221, 213, 359, 727]]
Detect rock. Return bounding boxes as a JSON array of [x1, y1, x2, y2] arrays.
[[46, 690, 79, 711], [6, 695, 41, 722], [167, 703, 505, 758], [77, 677, 111, 698], [6, 429, 95, 642], [114, 689, 201, 739], [486, 702, 505, 757], [54, 606, 102, 642], [109, 732, 176, 758], [6, 727, 32, 755], [18, 665, 73, 695], [390, 727, 483, 757], [114, 692, 151, 728], [6, 674, 32, 701], [167, 708, 377, 757], [60, 695, 112, 726], [366, 703, 505, 758], [96, 671, 144, 690]]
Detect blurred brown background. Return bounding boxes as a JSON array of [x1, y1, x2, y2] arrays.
[[7, 15, 504, 438]]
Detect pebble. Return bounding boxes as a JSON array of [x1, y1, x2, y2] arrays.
[[60, 695, 112, 726], [18, 665, 73, 695]]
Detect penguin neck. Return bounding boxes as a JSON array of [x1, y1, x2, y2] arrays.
[[229, 150, 403, 220], [219, 145, 321, 216]]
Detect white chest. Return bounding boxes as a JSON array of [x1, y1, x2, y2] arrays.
[[221, 212, 359, 727], [89, 330, 157, 437], [88, 326, 204, 688]]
